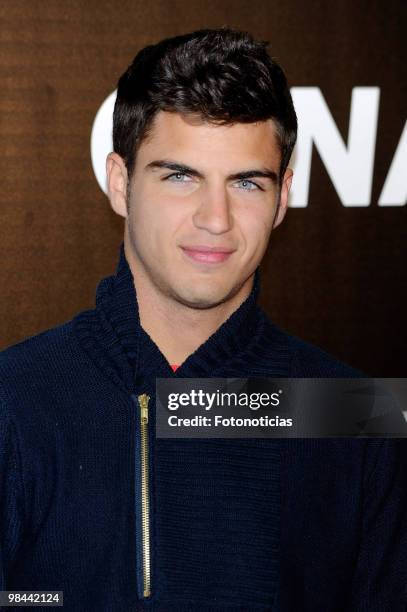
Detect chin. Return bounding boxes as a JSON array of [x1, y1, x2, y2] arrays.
[[173, 285, 235, 310], [177, 295, 224, 310]]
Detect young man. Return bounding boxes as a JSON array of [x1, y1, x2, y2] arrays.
[[1, 28, 406, 611]]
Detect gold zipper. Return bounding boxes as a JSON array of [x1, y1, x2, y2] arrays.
[[138, 393, 151, 598]]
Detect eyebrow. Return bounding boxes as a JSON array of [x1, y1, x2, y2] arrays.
[[145, 159, 278, 184]]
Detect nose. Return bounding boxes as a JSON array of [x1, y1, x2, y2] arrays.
[[192, 185, 233, 235]]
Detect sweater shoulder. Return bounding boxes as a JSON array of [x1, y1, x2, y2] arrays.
[[0, 319, 75, 361], [0, 318, 87, 400], [262, 318, 364, 377]]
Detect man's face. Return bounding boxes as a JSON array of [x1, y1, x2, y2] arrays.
[[111, 111, 292, 310]]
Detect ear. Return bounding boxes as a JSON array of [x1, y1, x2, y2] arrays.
[[106, 152, 128, 219], [272, 168, 293, 229]]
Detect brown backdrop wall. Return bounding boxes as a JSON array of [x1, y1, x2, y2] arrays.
[[0, 0, 405, 376]]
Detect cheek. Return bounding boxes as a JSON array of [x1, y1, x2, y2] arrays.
[[238, 206, 274, 249], [130, 195, 188, 245]]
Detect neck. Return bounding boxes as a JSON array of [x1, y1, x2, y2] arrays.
[[123, 239, 253, 366]]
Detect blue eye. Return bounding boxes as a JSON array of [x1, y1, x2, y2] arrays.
[[166, 172, 191, 182], [236, 179, 259, 191]]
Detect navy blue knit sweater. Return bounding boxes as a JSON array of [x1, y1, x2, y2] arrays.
[[1, 243, 406, 611]]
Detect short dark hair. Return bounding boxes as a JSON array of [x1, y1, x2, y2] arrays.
[[113, 27, 297, 181]]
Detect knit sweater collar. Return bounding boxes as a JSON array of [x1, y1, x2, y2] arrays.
[[74, 242, 267, 393]]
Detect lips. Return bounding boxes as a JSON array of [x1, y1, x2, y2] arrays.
[[180, 245, 235, 264]]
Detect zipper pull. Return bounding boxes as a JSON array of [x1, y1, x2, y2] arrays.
[[138, 393, 150, 424]]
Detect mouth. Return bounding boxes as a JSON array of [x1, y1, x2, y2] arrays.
[[180, 245, 235, 264]]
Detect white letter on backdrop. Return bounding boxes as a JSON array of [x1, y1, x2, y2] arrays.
[[290, 87, 380, 207]]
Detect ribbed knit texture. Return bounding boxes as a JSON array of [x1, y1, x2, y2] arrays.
[[1, 242, 406, 611]]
